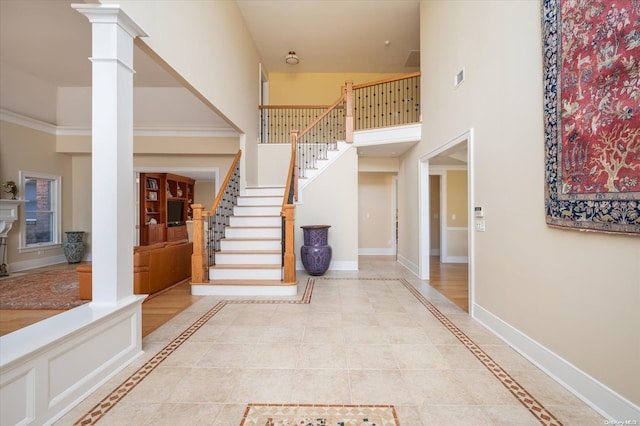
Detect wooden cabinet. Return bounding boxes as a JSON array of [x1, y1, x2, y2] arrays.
[[167, 224, 188, 241], [139, 173, 195, 245]]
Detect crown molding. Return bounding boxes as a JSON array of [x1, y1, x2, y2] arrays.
[[1, 109, 239, 138], [0, 109, 58, 135]]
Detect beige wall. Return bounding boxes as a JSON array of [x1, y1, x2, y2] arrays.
[[446, 170, 468, 259], [269, 73, 402, 105], [0, 121, 71, 266], [297, 148, 359, 268], [358, 172, 395, 252], [446, 170, 467, 227], [257, 143, 291, 186], [102, 0, 262, 186], [429, 175, 440, 252], [402, 0, 640, 406], [358, 156, 400, 173]]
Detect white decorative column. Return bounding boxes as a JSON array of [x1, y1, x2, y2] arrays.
[[72, 4, 147, 303]]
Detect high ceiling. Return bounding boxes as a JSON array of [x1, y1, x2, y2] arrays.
[[0, 0, 422, 158]]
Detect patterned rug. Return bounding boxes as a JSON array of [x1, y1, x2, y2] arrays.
[[239, 404, 400, 426], [0, 269, 88, 309]]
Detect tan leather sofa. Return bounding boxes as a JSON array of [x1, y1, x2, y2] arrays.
[[77, 239, 193, 300]]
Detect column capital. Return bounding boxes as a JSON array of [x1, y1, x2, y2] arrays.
[[71, 3, 147, 39]]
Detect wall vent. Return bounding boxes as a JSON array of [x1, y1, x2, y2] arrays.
[[454, 68, 465, 88]]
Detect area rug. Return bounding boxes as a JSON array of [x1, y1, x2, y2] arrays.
[[239, 403, 400, 426], [0, 270, 88, 309], [542, 0, 640, 234]]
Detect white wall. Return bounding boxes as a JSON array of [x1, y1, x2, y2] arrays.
[[399, 0, 640, 418], [101, 0, 262, 186], [297, 147, 359, 270]]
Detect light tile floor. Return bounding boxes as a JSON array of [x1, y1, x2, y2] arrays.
[[56, 258, 605, 425]]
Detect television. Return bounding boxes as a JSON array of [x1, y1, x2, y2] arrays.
[[167, 200, 185, 226]]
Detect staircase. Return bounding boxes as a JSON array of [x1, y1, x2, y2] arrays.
[[191, 186, 298, 296]]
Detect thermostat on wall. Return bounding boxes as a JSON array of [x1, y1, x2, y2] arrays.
[[474, 206, 484, 217]]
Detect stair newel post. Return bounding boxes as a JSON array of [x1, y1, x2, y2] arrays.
[[191, 203, 207, 283], [344, 80, 354, 143], [282, 204, 296, 284]]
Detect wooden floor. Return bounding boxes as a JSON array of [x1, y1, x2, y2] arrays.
[[427, 255, 469, 312], [0, 264, 202, 337], [0, 256, 467, 336]]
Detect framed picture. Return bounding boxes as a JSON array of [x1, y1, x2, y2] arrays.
[[147, 178, 158, 190], [148, 191, 157, 201]]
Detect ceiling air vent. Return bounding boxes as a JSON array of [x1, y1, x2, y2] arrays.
[[404, 50, 420, 68]]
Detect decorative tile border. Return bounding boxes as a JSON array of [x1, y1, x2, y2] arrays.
[[73, 277, 562, 426], [397, 277, 563, 426], [73, 279, 316, 425], [239, 403, 400, 426]]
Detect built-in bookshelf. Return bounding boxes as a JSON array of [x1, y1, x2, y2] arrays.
[[139, 173, 195, 245]]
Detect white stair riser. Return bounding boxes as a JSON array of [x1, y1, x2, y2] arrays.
[[237, 196, 282, 206], [209, 268, 281, 280], [220, 239, 281, 251], [242, 187, 285, 197], [225, 227, 281, 239], [229, 216, 281, 227], [215, 252, 281, 264], [234, 206, 281, 216]]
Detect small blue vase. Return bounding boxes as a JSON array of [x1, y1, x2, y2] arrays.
[[300, 225, 332, 276]]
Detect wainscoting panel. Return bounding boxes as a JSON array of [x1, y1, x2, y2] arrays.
[[0, 296, 145, 425]]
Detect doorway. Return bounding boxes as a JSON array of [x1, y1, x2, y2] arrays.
[[419, 130, 473, 314]]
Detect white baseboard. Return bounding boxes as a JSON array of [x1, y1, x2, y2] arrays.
[[9, 254, 68, 273], [296, 260, 359, 271], [442, 255, 468, 263], [397, 254, 418, 276], [473, 304, 640, 422], [430, 248, 440, 256], [191, 283, 298, 297], [358, 248, 394, 256]]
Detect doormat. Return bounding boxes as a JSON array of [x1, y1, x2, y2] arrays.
[[239, 403, 400, 426], [0, 269, 88, 309]]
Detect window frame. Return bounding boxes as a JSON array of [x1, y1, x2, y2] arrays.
[[18, 171, 62, 252]]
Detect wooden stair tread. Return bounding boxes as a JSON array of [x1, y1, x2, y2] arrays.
[[236, 204, 281, 207], [217, 250, 280, 254], [226, 226, 281, 229], [232, 215, 281, 218], [220, 237, 280, 241], [210, 264, 281, 269]]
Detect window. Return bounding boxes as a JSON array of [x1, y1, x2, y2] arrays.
[[19, 171, 62, 251]]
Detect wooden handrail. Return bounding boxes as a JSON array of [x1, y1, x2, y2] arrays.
[[191, 149, 241, 284], [297, 92, 346, 139], [352, 71, 421, 90], [208, 150, 242, 214], [259, 104, 337, 110]]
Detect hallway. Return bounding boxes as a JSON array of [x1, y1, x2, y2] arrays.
[[54, 257, 602, 425]]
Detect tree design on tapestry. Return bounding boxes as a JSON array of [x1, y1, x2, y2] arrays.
[[543, 0, 640, 234]]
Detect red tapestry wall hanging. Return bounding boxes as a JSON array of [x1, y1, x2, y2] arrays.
[[542, 0, 640, 234]]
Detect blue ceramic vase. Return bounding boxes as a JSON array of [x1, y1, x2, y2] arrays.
[[300, 225, 332, 276], [63, 231, 85, 264]]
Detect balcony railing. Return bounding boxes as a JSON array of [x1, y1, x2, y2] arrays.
[[259, 72, 420, 145], [353, 72, 420, 130]]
